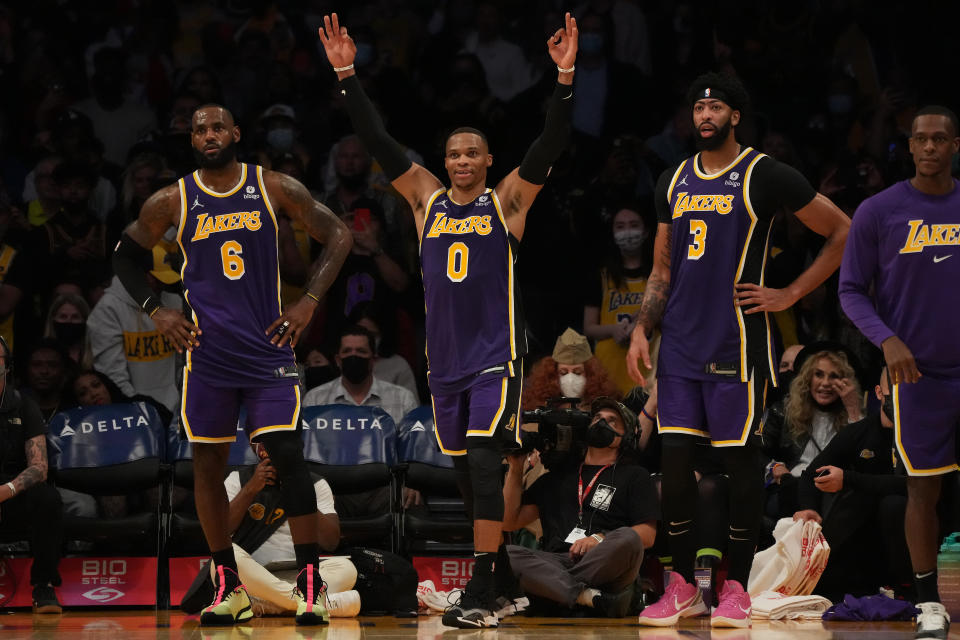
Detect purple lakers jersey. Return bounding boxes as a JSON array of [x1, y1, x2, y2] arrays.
[[658, 147, 776, 382], [176, 164, 294, 387], [420, 188, 526, 392], [840, 179, 960, 378]]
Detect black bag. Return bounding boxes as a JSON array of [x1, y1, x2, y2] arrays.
[[349, 547, 419, 616]]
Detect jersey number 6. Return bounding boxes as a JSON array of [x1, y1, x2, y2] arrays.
[[221, 240, 245, 280], [687, 219, 707, 260], [446, 242, 469, 283]]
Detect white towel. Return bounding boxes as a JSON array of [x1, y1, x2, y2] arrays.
[[751, 590, 833, 620], [749, 517, 830, 597]]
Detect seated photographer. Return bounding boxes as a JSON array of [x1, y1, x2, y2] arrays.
[[793, 368, 909, 601], [503, 398, 658, 617], [182, 441, 361, 618]]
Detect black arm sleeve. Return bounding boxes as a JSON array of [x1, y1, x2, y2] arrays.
[[518, 83, 574, 185], [748, 158, 817, 221], [654, 166, 678, 224], [112, 233, 158, 314], [338, 75, 412, 181]]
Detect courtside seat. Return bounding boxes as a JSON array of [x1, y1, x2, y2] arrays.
[[165, 415, 259, 555], [47, 403, 165, 553], [395, 407, 472, 555], [300, 404, 398, 550]]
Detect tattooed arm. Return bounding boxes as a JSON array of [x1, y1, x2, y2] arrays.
[[626, 222, 672, 385], [263, 170, 352, 347]]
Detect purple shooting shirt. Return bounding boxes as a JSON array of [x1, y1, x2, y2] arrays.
[[839, 179, 960, 378]]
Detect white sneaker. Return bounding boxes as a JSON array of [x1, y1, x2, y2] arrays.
[[326, 590, 361, 617], [916, 602, 950, 639]]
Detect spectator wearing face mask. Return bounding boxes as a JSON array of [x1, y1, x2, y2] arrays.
[[43, 293, 93, 370], [584, 207, 657, 393], [523, 328, 620, 412], [257, 104, 310, 172]]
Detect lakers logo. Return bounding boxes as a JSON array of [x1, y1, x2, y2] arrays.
[[505, 413, 517, 432], [248, 503, 266, 520], [899, 219, 960, 254], [426, 213, 493, 238], [671, 192, 735, 218], [191, 211, 263, 241]]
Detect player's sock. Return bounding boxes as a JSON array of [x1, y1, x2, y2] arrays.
[[212, 547, 239, 580], [916, 570, 941, 603]]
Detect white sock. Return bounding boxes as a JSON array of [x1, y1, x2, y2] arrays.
[[576, 588, 601, 607]]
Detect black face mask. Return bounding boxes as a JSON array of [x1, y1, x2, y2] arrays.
[[53, 321, 85, 345], [340, 355, 371, 385], [304, 365, 339, 390], [586, 418, 620, 448]]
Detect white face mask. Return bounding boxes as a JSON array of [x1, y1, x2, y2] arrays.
[[614, 229, 647, 252], [559, 372, 586, 398]]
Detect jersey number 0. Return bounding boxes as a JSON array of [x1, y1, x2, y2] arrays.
[[447, 242, 469, 282]]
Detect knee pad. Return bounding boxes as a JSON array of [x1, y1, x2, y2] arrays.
[[466, 438, 504, 521], [452, 454, 475, 520], [257, 431, 317, 518]]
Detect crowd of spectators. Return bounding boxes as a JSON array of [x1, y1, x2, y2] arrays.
[[0, 0, 958, 613]]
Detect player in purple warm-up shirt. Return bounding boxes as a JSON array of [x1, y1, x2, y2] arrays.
[[320, 11, 577, 629], [112, 105, 351, 626], [627, 73, 850, 628], [839, 105, 960, 635]]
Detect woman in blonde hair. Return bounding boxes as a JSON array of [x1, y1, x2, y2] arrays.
[[762, 343, 865, 518]]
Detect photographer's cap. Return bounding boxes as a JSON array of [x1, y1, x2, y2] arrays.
[[552, 328, 592, 365], [590, 396, 638, 435]]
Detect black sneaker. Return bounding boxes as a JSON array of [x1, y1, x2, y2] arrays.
[[916, 602, 950, 639], [32, 585, 62, 614], [442, 587, 498, 629], [592, 584, 634, 618]]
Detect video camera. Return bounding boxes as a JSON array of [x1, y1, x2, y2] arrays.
[[520, 398, 592, 468]]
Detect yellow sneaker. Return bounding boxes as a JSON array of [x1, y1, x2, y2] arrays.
[[294, 565, 330, 626], [200, 567, 253, 626]]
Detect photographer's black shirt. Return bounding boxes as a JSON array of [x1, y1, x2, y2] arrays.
[[523, 459, 659, 553]]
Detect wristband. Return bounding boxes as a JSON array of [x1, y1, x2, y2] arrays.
[[557, 64, 575, 73], [640, 406, 656, 421], [334, 63, 354, 73], [590, 533, 603, 543], [305, 291, 321, 304], [6, 482, 15, 496], [142, 296, 161, 318]]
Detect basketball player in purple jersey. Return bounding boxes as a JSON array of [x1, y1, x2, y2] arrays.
[[112, 105, 352, 626], [319, 12, 577, 628], [839, 106, 960, 639], [626, 73, 850, 628]]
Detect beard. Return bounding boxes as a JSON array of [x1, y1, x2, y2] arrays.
[[192, 138, 238, 169], [694, 119, 733, 151]]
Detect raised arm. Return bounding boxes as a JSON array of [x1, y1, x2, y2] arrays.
[[318, 13, 442, 235], [495, 12, 578, 240], [263, 170, 352, 347], [113, 184, 200, 353]]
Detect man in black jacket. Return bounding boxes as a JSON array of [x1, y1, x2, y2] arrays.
[[794, 369, 910, 599]]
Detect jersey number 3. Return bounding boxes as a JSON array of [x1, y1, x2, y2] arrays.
[[446, 242, 469, 282], [221, 240, 245, 280], [687, 219, 707, 260]]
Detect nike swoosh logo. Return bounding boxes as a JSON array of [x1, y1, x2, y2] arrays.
[[934, 254, 953, 263], [562, 92, 573, 100], [739, 604, 751, 614]]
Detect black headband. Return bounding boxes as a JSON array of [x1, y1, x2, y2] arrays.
[[692, 87, 739, 111]]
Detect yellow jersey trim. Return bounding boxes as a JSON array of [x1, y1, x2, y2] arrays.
[[193, 164, 248, 197], [490, 189, 517, 362], [692, 147, 754, 180], [418, 188, 446, 254], [666, 160, 689, 202], [893, 384, 960, 476], [734, 153, 766, 382], [256, 166, 284, 320]]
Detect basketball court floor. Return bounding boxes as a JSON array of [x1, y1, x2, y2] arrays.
[[1, 611, 954, 640]]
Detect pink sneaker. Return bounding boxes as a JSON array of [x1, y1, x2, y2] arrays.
[[637, 571, 707, 626], [711, 579, 751, 628]]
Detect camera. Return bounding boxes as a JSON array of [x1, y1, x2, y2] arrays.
[[520, 398, 591, 468]]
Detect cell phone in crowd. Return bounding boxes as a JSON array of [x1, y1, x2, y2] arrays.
[[353, 207, 371, 231]]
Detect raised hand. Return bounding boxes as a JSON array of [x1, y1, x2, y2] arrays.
[[547, 12, 578, 70], [318, 13, 357, 71]]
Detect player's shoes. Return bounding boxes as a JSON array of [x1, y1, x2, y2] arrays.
[[710, 579, 751, 628], [915, 601, 950, 639], [442, 580, 499, 628], [327, 589, 362, 617], [637, 571, 707, 626], [200, 566, 253, 626], [293, 564, 330, 626]]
